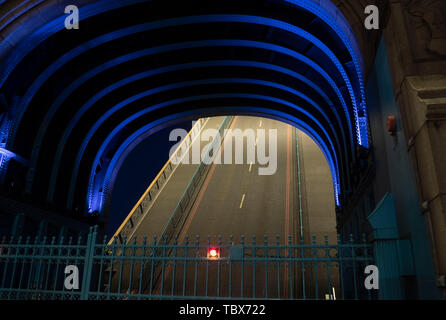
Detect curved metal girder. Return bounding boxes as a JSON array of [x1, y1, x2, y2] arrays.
[[32, 37, 355, 198], [47, 73, 350, 202], [71, 93, 341, 210], [92, 106, 342, 215]]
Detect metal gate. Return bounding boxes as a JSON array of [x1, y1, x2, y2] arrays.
[[0, 226, 374, 300]]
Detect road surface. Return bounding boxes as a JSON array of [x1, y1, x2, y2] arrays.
[[106, 116, 339, 299]]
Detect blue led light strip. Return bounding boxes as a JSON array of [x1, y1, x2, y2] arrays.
[[73, 94, 340, 210], [47, 75, 348, 202], [9, 15, 359, 153], [92, 107, 341, 214]]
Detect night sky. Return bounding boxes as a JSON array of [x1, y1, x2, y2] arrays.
[[108, 120, 193, 237]]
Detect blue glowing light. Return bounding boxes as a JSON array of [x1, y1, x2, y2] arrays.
[[89, 107, 342, 214], [62, 78, 347, 205], [0, 0, 367, 210], [17, 15, 359, 161], [71, 92, 340, 209]]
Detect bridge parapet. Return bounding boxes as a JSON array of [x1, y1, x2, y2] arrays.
[[109, 118, 207, 245]]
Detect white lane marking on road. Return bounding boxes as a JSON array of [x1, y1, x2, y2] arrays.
[[240, 193, 246, 209], [259, 120, 262, 127], [249, 162, 253, 172]]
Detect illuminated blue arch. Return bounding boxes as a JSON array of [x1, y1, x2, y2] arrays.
[[0, 0, 364, 81], [0, 0, 367, 212], [9, 14, 362, 152], [65, 80, 345, 207], [48, 73, 349, 201], [285, 0, 368, 147], [73, 93, 340, 209], [93, 107, 342, 215], [34, 35, 356, 197], [30, 31, 358, 197]]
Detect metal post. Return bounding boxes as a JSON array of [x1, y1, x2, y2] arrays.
[[367, 193, 405, 299], [11, 213, 25, 238], [80, 226, 97, 300]]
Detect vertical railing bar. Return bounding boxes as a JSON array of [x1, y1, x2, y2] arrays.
[[52, 235, 63, 299], [288, 235, 293, 300], [160, 236, 167, 297], [96, 236, 107, 298], [171, 236, 178, 298], [325, 235, 331, 300], [72, 234, 84, 300], [60, 236, 73, 300], [127, 237, 137, 297], [337, 234, 344, 300], [264, 235, 268, 299], [81, 226, 97, 301], [106, 236, 117, 299], [10, 236, 22, 286], [34, 236, 46, 291], [252, 235, 256, 299], [8, 235, 22, 300], [182, 236, 188, 297], [0, 236, 12, 297], [26, 235, 39, 296], [6, 237, 15, 300], [217, 235, 221, 298], [241, 235, 244, 298], [35, 236, 48, 299], [2, 236, 15, 299], [362, 234, 372, 300], [276, 235, 280, 299], [300, 235, 306, 299], [312, 235, 318, 300], [44, 237, 56, 292], [229, 235, 232, 298], [350, 234, 358, 300], [205, 236, 210, 298], [18, 237, 31, 296], [80, 229, 92, 301], [117, 236, 127, 296], [193, 235, 199, 297], [138, 236, 147, 299], [149, 236, 157, 299]]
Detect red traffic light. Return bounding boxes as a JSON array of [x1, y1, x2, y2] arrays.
[[207, 247, 220, 259]]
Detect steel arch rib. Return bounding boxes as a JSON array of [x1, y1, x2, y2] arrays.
[[286, 0, 368, 147], [35, 47, 353, 195], [45, 67, 350, 200], [0, 0, 367, 212], [67, 93, 340, 209], [95, 107, 341, 214], [57, 78, 345, 204], [8, 15, 359, 151], [0, 0, 364, 90], [32, 37, 355, 195]]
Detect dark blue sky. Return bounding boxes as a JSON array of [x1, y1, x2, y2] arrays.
[[108, 120, 192, 237]]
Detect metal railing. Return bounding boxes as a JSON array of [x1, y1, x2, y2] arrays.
[[0, 226, 375, 300], [110, 118, 208, 245], [159, 116, 234, 246]]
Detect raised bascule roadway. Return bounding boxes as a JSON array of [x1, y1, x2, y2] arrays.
[[108, 116, 339, 299]]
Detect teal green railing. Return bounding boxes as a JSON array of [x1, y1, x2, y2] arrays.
[[0, 226, 375, 300]]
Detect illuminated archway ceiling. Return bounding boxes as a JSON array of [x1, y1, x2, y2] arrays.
[[0, 0, 384, 213]]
